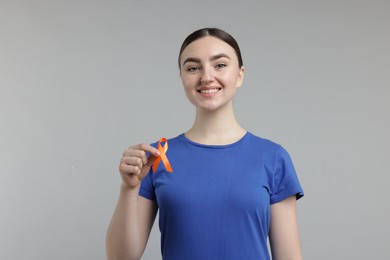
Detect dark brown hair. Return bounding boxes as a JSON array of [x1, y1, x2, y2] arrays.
[[178, 27, 243, 69]]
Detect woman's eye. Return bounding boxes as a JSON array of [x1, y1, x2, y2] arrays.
[[187, 66, 199, 72], [216, 64, 227, 69]]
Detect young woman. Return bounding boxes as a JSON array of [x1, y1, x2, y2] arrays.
[[106, 27, 304, 260]]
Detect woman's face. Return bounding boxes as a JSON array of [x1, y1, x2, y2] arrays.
[[179, 36, 244, 112]]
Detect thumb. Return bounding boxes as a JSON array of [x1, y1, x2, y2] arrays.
[[139, 154, 158, 179], [145, 154, 158, 168]]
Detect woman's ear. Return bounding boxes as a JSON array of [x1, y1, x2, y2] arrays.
[[236, 66, 245, 88]]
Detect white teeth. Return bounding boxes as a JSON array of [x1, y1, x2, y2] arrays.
[[200, 89, 219, 93]]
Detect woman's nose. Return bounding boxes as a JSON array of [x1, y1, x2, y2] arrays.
[[200, 67, 214, 85]]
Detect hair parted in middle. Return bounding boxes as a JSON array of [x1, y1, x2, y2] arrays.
[[178, 27, 243, 69]]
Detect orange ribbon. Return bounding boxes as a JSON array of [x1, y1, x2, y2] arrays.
[[152, 137, 173, 173]]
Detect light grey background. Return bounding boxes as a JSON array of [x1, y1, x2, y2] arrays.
[[1, 0, 389, 259]]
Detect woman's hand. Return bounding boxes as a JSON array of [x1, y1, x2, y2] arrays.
[[119, 143, 160, 189], [107, 143, 160, 260]]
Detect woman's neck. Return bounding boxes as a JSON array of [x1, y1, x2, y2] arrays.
[[185, 106, 246, 145]]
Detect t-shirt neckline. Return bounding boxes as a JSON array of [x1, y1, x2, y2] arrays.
[[179, 131, 250, 149]]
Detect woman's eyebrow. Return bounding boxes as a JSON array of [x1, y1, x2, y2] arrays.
[[182, 53, 231, 66], [210, 53, 231, 61], [182, 57, 201, 66]]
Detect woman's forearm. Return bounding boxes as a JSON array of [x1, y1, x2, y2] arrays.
[[106, 185, 143, 260]]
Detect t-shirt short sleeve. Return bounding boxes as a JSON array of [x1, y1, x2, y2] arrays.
[[270, 146, 304, 204], [139, 169, 156, 201]]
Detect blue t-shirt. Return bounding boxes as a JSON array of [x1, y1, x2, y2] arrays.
[[140, 132, 304, 260]]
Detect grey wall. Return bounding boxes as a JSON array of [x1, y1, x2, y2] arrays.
[[1, 0, 389, 259]]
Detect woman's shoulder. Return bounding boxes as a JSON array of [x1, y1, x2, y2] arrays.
[[245, 131, 283, 150]]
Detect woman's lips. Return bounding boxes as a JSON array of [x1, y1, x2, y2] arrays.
[[198, 88, 220, 94]]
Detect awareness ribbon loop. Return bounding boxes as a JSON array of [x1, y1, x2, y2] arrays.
[[152, 137, 173, 173]]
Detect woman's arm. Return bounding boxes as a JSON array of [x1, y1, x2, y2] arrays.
[[106, 185, 158, 260], [269, 195, 303, 260], [106, 144, 160, 260]]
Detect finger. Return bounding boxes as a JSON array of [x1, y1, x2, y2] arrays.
[[122, 150, 146, 166], [121, 156, 143, 168], [119, 163, 141, 176], [133, 143, 161, 157], [138, 154, 158, 179], [145, 154, 158, 168], [123, 144, 160, 165]]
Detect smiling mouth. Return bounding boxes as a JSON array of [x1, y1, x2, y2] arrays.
[[197, 88, 221, 94]]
